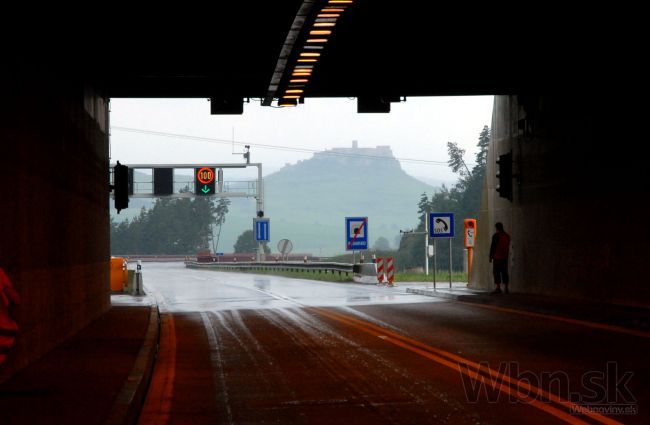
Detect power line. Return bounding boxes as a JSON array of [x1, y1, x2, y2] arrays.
[[111, 126, 457, 166]]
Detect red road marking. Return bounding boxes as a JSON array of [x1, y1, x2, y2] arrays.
[[139, 312, 176, 425]]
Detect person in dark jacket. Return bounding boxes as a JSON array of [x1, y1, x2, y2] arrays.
[[489, 222, 511, 294]]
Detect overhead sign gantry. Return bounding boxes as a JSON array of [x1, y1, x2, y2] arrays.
[[110, 161, 267, 260]]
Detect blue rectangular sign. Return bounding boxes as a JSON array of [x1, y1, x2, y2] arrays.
[[345, 217, 368, 251], [254, 218, 270, 241], [429, 213, 455, 238]]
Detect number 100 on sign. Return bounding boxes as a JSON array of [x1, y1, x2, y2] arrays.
[[195, 167, 216, 196]]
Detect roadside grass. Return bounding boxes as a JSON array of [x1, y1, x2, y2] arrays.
[[210, 267, 467, 284], [214, 268, 354, 283]]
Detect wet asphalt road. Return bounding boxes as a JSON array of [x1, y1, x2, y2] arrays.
[[137, 263, 648, 425]]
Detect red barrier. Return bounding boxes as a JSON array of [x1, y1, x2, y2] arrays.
[[0, 268, 21, 365], [375, 257, 385, 283], [386, 257, 395, 286]]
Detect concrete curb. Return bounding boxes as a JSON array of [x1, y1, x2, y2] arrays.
[[406, 287, 480, 301], [104, 302, 161, 425]]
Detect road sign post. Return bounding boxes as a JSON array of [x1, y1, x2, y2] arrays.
[[254, 218, 270, 242], [345, 217, 369, 257], [254, 218, 270, 263], [277, 239, 293, 261], [429, 213, 455, 289]]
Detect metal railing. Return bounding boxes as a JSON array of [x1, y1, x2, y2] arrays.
[[185, 260, 354, 276], [127, 180, 258, 198]]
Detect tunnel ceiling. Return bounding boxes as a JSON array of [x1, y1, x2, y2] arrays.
[[13, 1, 604, 99]]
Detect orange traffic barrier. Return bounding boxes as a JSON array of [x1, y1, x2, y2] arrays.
[[110, 257, 128, 292]]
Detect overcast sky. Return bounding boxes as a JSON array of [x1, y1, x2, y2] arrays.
[[110, 96, 493, 184]]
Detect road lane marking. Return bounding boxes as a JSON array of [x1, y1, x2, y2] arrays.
[[313, 307, 622, 425], [456, 301, 650, 339], [200, 312, 233, 425], [174, 279, 623, 424]]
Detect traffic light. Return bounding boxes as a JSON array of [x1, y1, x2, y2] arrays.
[[153, 168, 174, 196], [113, 161, 129, 213], [496, 151, 513, 201]]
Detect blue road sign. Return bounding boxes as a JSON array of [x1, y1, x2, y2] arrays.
[[345, 217, 368, 251], [429, 213, 455, 238], [254, 218, 270, 241]]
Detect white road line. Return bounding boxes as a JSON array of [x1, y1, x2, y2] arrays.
[[200, 311, 233, 425]]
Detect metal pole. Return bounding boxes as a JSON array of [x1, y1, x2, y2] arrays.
[[424, 213, 429, 275], [433, 239, 436, 290], [449, 238, 453, 289], [256, 163, 265, 262]]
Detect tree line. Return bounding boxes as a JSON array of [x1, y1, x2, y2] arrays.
[[395, 125, 490, 271], [110, 196, 230, 255]]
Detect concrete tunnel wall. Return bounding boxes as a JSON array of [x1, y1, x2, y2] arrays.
[[471, 95, 649, 307], [0, 77, 111, 381]]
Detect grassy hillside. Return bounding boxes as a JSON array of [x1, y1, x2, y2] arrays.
[[255, 152, 436, 256]]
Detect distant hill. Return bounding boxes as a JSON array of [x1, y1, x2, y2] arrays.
[[255, 143, 437, 255], [111, 144, 438, 256]]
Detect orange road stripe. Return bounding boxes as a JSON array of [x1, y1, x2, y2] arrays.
[[138, 312, 176, 425], [338, 311, 621, 425], [323, 308, 623, 425], [386, 335, 589, 425], [456, 301, 650, 339], [313, 307, 622, 425]]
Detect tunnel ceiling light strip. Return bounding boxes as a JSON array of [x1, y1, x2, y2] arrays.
[[263, 1, 317, 106], [275, 0, 355, 108], [278, 100, 297, 107]]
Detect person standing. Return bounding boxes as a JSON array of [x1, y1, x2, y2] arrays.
[[489, 222, 511, 294]]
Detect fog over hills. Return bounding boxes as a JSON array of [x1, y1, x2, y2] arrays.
[[112, 142, 439, 256]]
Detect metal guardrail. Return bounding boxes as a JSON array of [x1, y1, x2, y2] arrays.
[[120, 255, 189, 262], [185, 260, 355, 276]]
